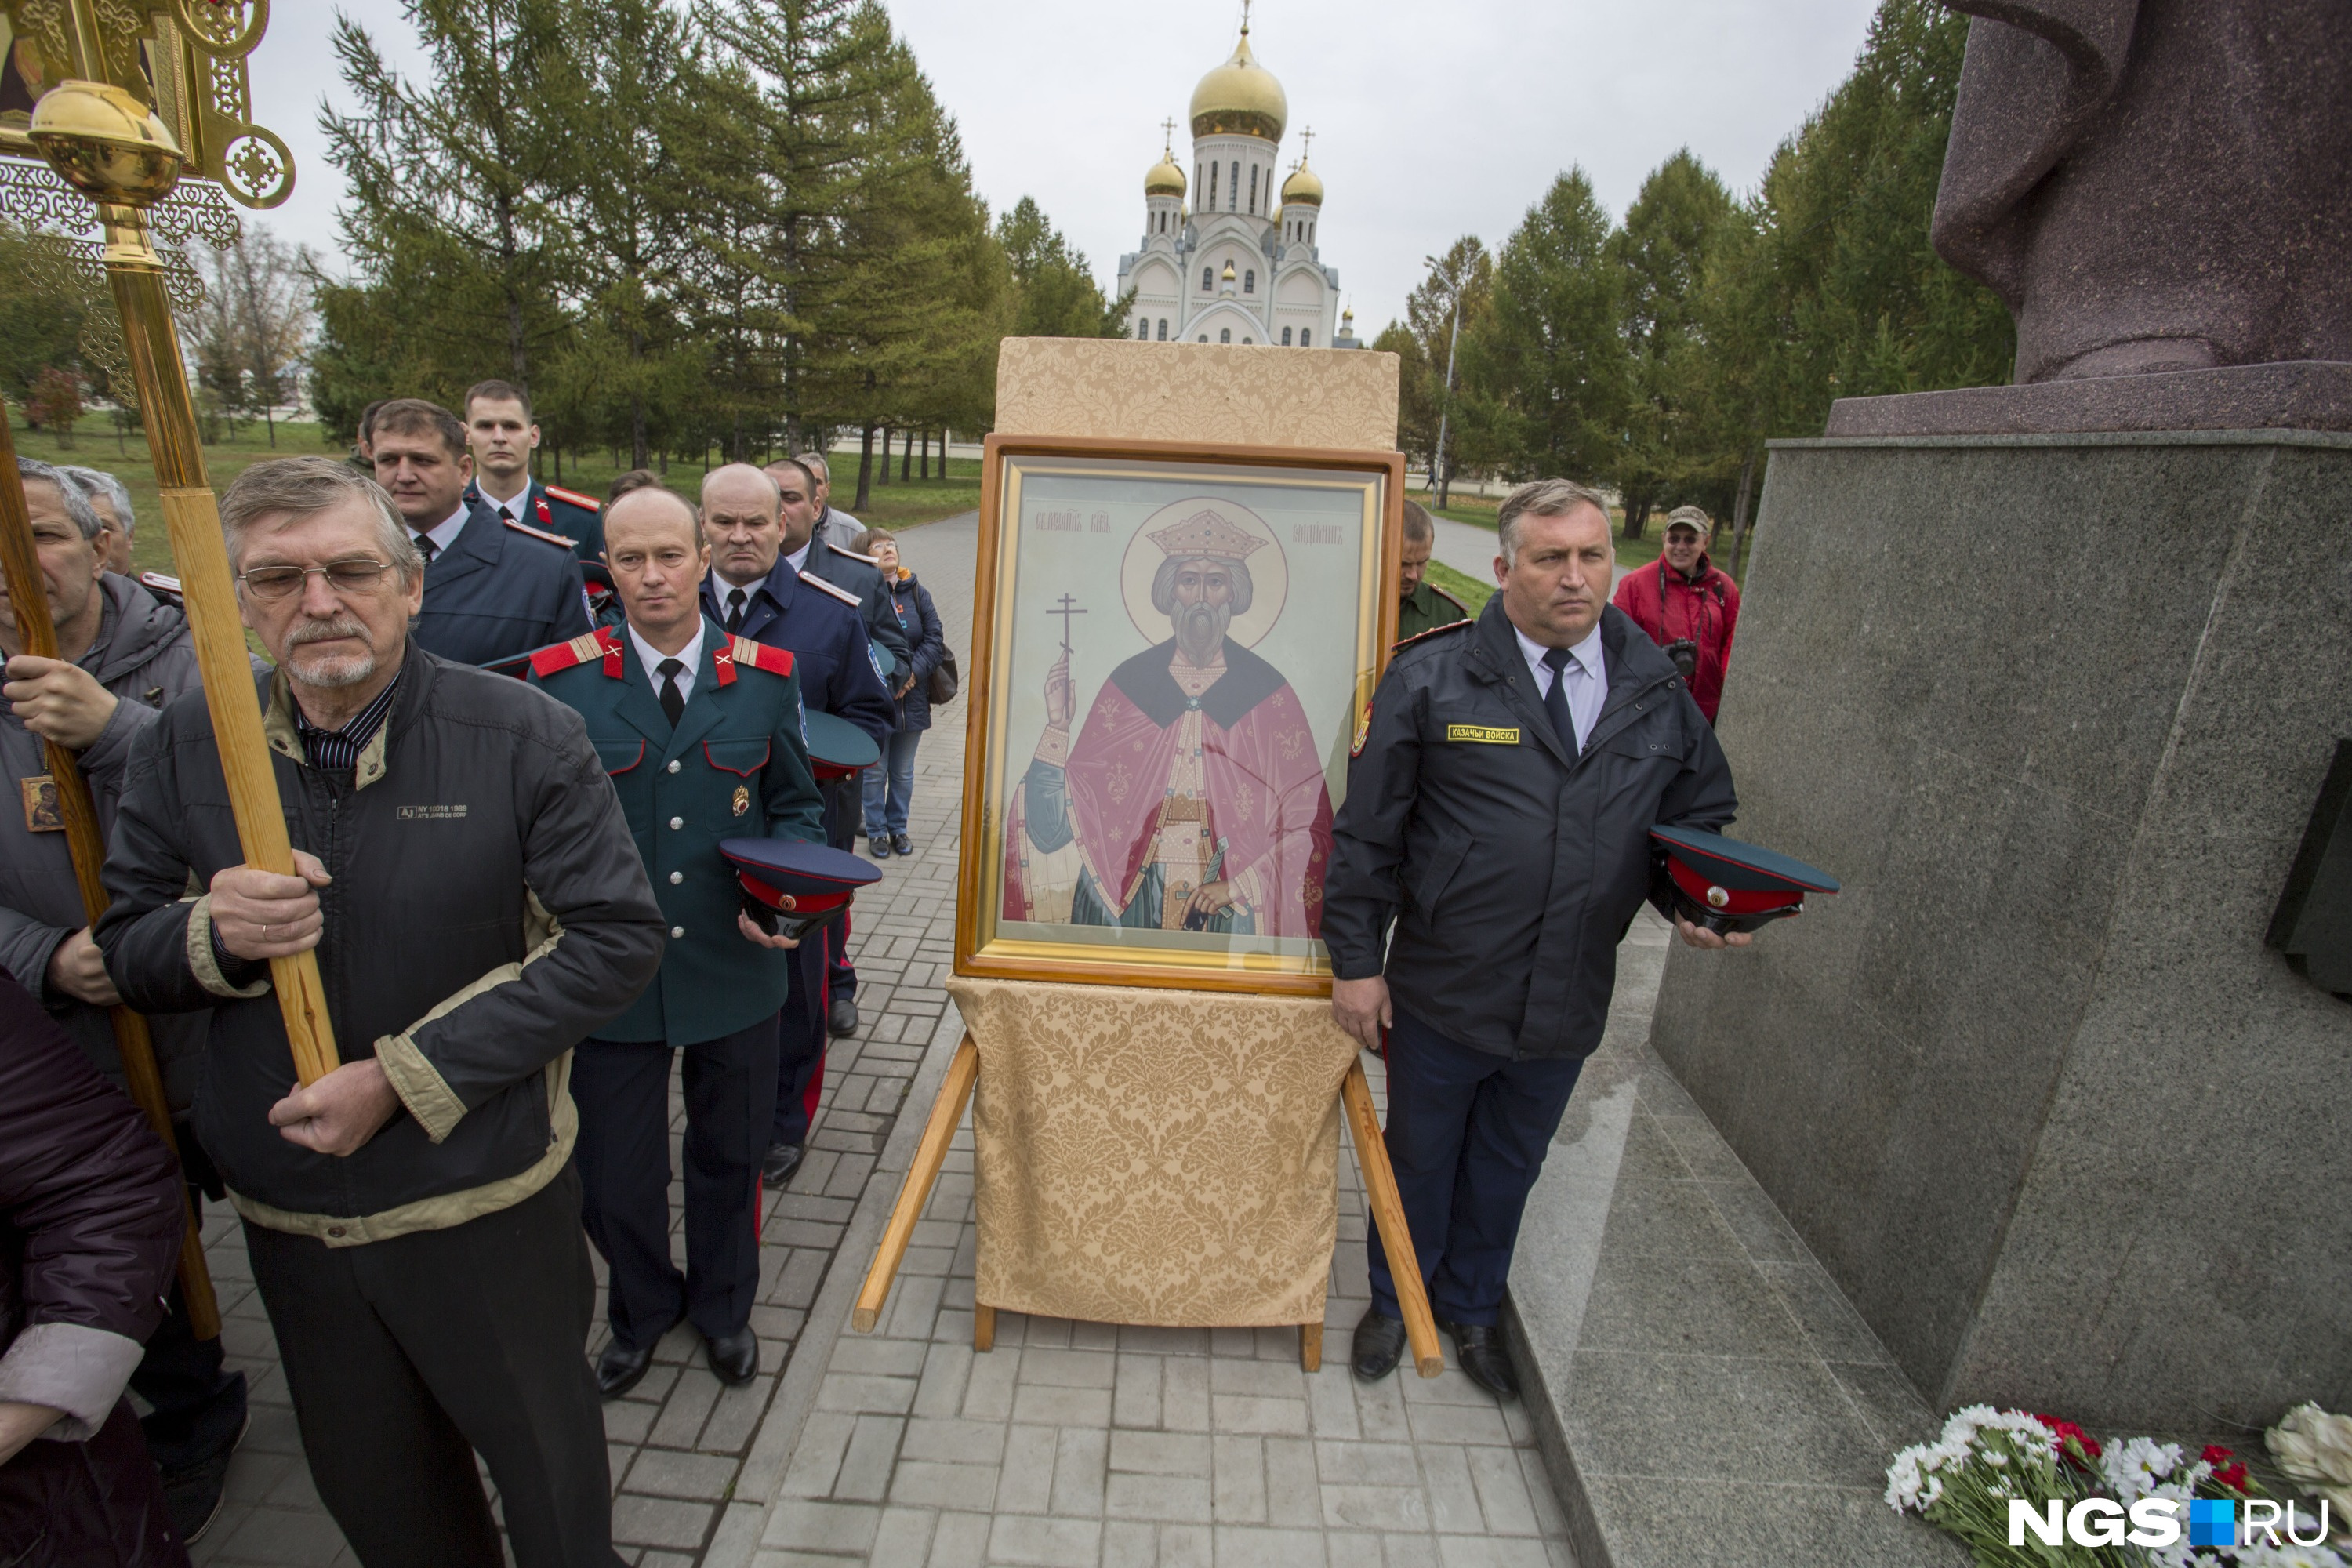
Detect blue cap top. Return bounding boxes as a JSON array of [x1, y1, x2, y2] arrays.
[[804, 710, 880, 772], [720, 837, 883, 911], [1650, 826, 1839, 894]]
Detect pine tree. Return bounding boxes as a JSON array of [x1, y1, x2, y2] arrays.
[[1608, 151, 1732, 535], [320, 0, 583, 398], [996, 198, 1126, 339], [1465, 171, 1628, 485]]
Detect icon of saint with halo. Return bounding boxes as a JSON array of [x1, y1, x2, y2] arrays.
[[1003, 504, 1334, 937]]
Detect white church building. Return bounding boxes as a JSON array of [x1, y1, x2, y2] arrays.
[[1116, 21, 1355, 350]]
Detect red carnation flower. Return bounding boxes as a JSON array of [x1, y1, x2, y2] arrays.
[[2041, 1417, 2103, 1467]]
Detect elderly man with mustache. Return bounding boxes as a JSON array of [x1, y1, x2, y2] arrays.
[[93, 456, 664, 1568]]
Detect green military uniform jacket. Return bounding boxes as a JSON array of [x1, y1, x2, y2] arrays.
[[529, 619, 826, 1045], [1397, 579, 1470, 643]]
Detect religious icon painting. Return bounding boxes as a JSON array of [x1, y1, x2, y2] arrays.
[[956, 434, 1403, 994]]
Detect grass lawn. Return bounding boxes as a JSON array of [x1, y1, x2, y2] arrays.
[[9, 411, 983, 575], [1420, 489, 1745, 583], [1427, 559, 1494, 615]]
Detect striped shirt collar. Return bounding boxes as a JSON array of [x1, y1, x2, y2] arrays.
[[296, 670, 403, 771]]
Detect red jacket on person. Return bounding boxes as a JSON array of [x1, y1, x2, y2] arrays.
[[1611, 554, 1740, 721]]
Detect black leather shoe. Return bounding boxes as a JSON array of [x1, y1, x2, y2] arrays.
[[1351, 1307, 1407, 1382], [706, 1327, 759, 1387], [869, 837, 891, 859], [1442, 1319, 1519, 1402], [828, 996, 859, 1037], [596, 1337, 660, 1400], [762, 1142, 804, 1187], [890, 834, 913, 856]]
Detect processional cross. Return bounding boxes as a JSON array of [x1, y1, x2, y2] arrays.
[[1049, 593, 1087, 655]]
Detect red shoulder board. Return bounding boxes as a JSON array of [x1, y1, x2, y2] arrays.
[[729, 635, 795, 679], [528, 626, 624, 679], [503, 514, 577, 550], [1392, 618, 1475, 652], [543, 485, 602, 513]]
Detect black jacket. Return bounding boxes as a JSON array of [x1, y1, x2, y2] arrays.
[[93, 642, 665, 1244], [1323, 599, 1736, 1060], [880, 572, 946, 732]]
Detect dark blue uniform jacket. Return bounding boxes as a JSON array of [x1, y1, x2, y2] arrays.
[[1323, 600, 1736, 1061], [800, 541, 909, 681], [413, 501, 592, 667], [700, 561, 897, 747]]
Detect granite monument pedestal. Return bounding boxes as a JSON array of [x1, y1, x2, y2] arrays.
[[1646, 416, 2352, 1431]]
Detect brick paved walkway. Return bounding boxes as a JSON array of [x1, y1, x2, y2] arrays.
[[183, 510, 1579, 1566]]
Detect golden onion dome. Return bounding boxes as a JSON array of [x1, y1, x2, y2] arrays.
[[1145, 152, 1186, 197], [1189, 28, 1287, 143], [1280, 159, 1323, 208]]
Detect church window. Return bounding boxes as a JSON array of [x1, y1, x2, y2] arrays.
[[1300, 328, 1311, 347], [1198, 334, 1208, 343], [1282, 326, 1293, 345], [1220, 328, 1232, 343], [1135, 319, 1146, 339], [1243, 336, 1253, 344], [1249, 166, 1259, 213], [1229, 162, 1240, 211], [1201, 267, 1213, 291], [1156, 318, 1168, 340], [1208, 164, 1218, 208], [1243, 269, 1254, 293]]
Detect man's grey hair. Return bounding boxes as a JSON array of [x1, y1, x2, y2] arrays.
[[1401, 499, 1434, 546], [219, 456, 424, 585], [16, 458, 103, 542], [1663, 504, 1713, 538], [1496, 478, 1612, 568], [61, 466, 134, 539], [703, 463, 782, 513], [1149, 554, 1255, 617], [797, 450, 829, 482]]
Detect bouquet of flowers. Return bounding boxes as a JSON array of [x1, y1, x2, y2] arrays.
[[1886, 1406, 2347, 1567]]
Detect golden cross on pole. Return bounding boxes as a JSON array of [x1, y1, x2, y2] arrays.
[[1240, 0, 1253, 37], [1160, 117, 1178, 157], [12, 2, 339, 1088], [1298, 126, 1314, 165]]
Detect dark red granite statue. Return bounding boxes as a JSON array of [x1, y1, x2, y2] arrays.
[[1930, 0, 2352, 386]]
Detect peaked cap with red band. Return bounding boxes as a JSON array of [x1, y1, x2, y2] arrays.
[[1650, 825, 1839, 935], [721, 837, 882, 919], [804, 710, 879, 780]]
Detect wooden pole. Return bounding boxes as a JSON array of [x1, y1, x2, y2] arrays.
[[0, 412, 220, 1339], [1341, 1061, 1445, 1377], [853, 1033, 979, 1333]]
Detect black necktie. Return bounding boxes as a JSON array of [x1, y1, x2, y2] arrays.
[[726, 588, 747, 633], [414, 533, 437, 563], [657, 657, 685, 727], [1542, 647, 1579, 757]]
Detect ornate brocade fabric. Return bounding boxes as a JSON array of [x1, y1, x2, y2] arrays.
[[947, 977, 1363, 1327], [994, 338, 1399, 450]]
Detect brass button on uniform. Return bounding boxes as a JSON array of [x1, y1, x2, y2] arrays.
[[670, 925, 684, 938], [669, 871, 684, 884], [670, 816, 684, 829], [667, 760, 681, 774]]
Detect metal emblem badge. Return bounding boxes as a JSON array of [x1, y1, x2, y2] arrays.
[[732, 785, 751, 817], [1706, 885, 1730, 909]]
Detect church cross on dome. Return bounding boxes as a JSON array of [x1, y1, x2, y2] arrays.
[[1161, 118, 1178, 157], [1240, 0, 1252, 35], [1297, 126, 1314, 165]]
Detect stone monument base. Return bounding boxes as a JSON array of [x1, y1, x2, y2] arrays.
[[1643, 426, 2352, 1431]]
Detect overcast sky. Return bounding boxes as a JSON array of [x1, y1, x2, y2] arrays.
[[252, 0, 1884, 334]]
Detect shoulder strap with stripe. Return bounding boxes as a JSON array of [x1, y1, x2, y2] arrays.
[[799, 572, 862, 608], [528, 626, 624, 678], [543, 484, 603, 512]]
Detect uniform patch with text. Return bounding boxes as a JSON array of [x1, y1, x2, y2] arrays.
[[1445, 724, 1521, 745]]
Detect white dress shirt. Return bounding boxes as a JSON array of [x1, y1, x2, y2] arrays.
[[1513, 619, 1606, 750], [477, 479, 532, 524], [783, 539, 813, 575], [411, 502, 470, 560], [630, 620, 705, 707]]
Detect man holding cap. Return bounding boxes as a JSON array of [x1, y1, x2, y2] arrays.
[[693, 463, 894, 1189], [529, 483, 826, 1398], [1324, 478, 1747, 1402], [1611, 505, 1740, 724]]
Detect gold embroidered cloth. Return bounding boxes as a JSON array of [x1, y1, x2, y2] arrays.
[[948, 976, 1362, 1327]]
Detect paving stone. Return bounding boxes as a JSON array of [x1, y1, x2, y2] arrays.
[[984, 1514, 1101, 1566], [628, 1449, 742, 1502]]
